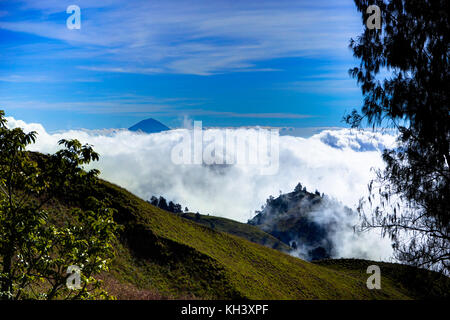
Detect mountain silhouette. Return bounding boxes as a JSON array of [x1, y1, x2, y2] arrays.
[[128, 118, 170, 133]]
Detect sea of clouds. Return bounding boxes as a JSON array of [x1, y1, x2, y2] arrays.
[[6, 117, 397, 261]]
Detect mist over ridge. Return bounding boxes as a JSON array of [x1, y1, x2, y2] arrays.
[[7, 116, 396, 261]]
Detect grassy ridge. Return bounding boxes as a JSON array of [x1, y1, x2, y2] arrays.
[[315, 259, 450, 299], [177, 212, 291, 251], [81, 179, 448, 299]]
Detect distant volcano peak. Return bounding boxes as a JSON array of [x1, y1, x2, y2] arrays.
[[128, 118, 170, 134]]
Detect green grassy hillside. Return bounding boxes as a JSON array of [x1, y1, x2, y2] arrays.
[[315, 259, 450, 299], [63, 179, 448, 300], [177, 212, 291, 252]]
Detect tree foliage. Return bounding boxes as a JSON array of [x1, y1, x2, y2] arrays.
[[149, 196, 183, 214], [348, 1, 449, 273], [0, 110, 119, 299]]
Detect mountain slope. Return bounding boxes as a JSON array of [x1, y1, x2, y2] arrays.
[[177, 211, 291, 252], [315, 259, 450, 300], [72, 179, 448, 300], [128, 118, 170, 133]]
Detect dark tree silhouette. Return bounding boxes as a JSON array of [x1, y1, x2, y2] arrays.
[[348, 0, 449, 274], [174, 204, 182, 213], [149, 196, 183, 213], [168, 201, 176, 213], [149, 196, 159, 206], [158, 196, 168, 211], [291, 241, 298, 250]]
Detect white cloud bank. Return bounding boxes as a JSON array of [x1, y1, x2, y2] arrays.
[[6, 117, 397, 261]]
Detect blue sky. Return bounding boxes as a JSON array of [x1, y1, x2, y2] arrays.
[[0, 0, 365, 131]]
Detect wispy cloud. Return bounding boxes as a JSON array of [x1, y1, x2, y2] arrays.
[[283, 79, 360, 94], [1, 0, 363, 127], [0, 97, 181, 115], [1, 96, 314, 121], [78, 66, 165, 75], [0, 74, 51, 83], [1, 0, 360, 75], [0, 73, 103, 83], [185, 110, 315, 119]]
